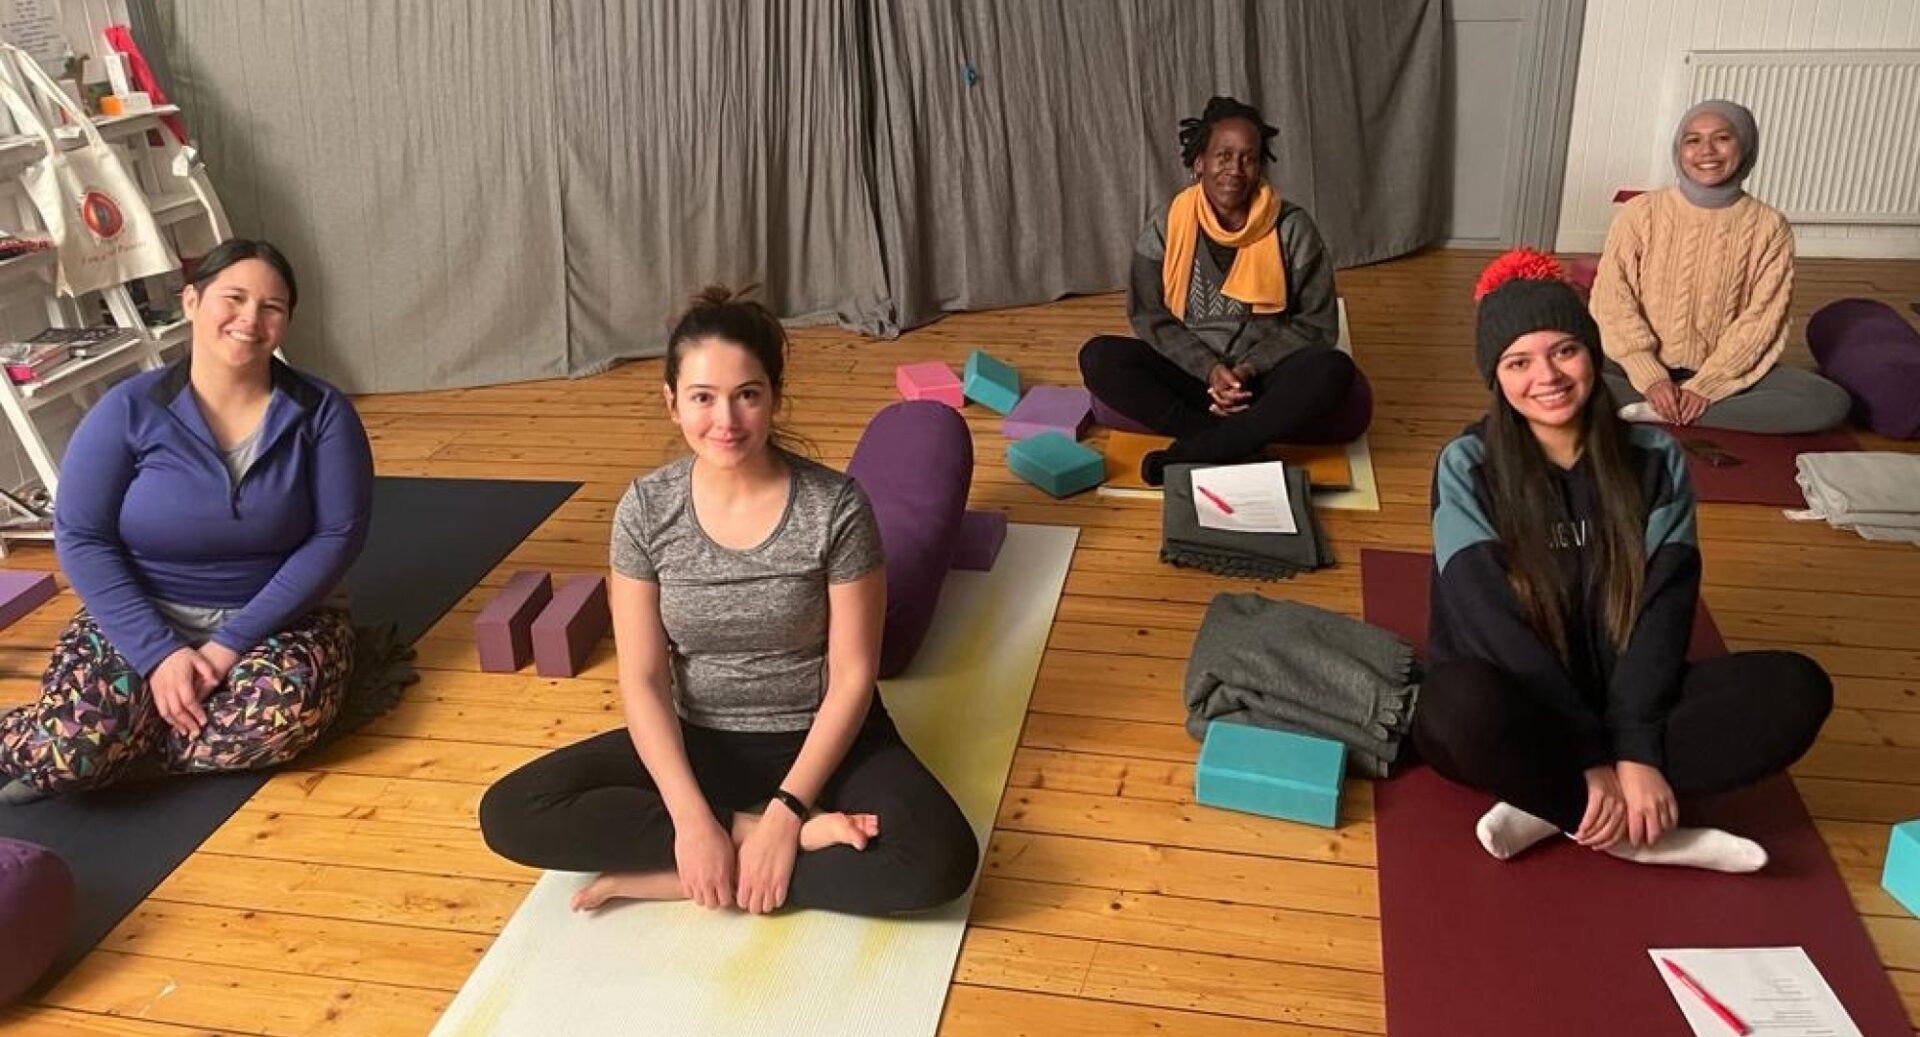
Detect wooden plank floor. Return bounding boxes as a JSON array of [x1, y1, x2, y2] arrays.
[[4, 249, 1918, 1035]]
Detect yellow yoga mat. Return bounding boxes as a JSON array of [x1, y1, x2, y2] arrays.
[[431, 524, 1078, 1037]]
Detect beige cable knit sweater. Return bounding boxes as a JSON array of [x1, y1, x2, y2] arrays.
[[1590, 189, 1795, 402]]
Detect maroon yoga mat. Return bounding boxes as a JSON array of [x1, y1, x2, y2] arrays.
[[1362, 549, 1909, 1037], [1664, 426, 1856, 507]]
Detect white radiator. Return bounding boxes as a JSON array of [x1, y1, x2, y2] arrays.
[[1686, 49, 1920, 225]]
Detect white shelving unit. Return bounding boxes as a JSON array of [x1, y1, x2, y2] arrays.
[[0, 26, 229, 555]]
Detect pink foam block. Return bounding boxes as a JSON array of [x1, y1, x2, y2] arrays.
[[895, 361, 964, 408], [0, 570, 57, 631], [1002, 385, 1091, 441], [953, 510, 1008, 571], [532, 574, 611, 677], [475, 570, 553, 673]]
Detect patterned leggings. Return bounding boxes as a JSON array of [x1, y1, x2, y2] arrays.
[[0, 608, 355, 795]]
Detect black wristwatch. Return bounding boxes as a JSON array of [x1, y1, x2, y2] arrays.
[[770, 788, 809, 820]]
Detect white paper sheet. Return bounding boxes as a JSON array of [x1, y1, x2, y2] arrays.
[[1191, 461, 1297, 534], [1649, 947, 1864, 1037]]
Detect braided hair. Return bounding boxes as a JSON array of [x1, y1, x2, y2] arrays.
[[1178, 96, 1279, 167]]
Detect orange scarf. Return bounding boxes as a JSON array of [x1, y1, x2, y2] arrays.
[[1162, 181, 1288, 321]]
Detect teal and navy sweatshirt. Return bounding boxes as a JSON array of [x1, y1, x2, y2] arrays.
[[1427, 420, 1700, 769]]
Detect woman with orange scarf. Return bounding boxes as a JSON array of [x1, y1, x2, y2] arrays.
[[1080, 96, 1352, 485]]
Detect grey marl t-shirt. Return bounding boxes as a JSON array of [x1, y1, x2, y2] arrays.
[[610, 451, 884, 733]]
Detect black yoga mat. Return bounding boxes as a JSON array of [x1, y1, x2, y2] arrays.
[[0, 476, 577, 986]]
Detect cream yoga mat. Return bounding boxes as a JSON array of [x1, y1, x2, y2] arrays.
[[432, 523, 1078, 1037], [1096, 299, 1379, 511]]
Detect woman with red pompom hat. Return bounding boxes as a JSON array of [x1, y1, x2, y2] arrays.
[[1411, 249, 1832, 871]]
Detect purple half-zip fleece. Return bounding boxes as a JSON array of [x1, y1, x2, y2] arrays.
[[54, 357, 373, 675]]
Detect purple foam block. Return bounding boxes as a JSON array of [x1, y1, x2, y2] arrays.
[[532, 574, 611, 678], [475, 570, 553, 673], [0, 571, 56, 632], [953, 510, 1008, 571], [1003, 385, 1092, 441]]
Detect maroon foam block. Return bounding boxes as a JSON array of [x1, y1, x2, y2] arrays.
[[1665, 426, 1858, 508], [531, 573, 610, 678], [475, 570, 553, 673], [952, 510, 1008, 571], [0, 571, 57, 632], [1359, 549, 1910, 1037]]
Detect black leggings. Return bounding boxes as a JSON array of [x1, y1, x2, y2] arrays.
[[478, 705, 979, 916], [1078, 334, 1356, 464], [1411, 652, 1832, 830]]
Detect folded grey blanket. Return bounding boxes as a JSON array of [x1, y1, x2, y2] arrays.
[[1160, 463, 1334, 580], [1183, 593, 1418, 777]]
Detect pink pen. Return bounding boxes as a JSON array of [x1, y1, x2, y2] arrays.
[[1660, 958, 1752, 1036], [1196, 486, 1235, 515]]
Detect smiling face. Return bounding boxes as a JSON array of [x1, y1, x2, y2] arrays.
[[663, 338, 776, 469], [1678, 110, 1744, 188], [1495, 329, 1595, 435], [183, 258, 291, 373], [1193, 117, 1264, 223]]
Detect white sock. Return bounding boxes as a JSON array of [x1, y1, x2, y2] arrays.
[[1475, 802, 1561, 860], [1605, 827, 1768, 874], [1617, 401, 1661, 424]]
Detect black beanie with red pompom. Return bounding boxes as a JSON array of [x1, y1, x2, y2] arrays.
[[1472, 249, 1600, 385]]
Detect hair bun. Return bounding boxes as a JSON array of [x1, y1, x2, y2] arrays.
[[689, 283, 760, 310], [1473, 248, 1565, 301]]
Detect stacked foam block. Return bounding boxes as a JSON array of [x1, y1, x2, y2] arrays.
[[894, 349, 1104, 498]]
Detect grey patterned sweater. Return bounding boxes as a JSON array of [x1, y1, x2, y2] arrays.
[[1127, 198, 1340, 381]]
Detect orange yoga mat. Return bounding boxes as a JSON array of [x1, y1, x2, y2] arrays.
[[1100, 430, 1353, 492]]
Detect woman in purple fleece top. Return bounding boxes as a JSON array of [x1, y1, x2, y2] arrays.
[[0, 240, 373, 803]]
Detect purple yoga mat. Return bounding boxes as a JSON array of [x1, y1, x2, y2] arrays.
[[1360, 549, 1909, 1037], [1665, 426, 1857, 507]]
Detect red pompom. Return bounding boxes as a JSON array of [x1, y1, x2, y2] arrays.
[[1473, 248, 1565, 301]]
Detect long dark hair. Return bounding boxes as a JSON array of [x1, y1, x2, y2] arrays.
[[664, 285, 812, 456], [1484, 373, 1646, 657]]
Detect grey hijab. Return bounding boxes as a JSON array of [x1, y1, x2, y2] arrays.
[[1672, 99, 1759, 209]]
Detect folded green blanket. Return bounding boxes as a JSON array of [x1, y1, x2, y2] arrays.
[[1183, 593, 1418, 777], [1159, 463, 1333, 579]]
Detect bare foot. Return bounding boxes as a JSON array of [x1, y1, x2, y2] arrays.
[[570, 870, 683, 911], [800, 811, 880, 852]]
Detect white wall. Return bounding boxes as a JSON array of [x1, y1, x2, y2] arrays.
[[1555, 0, 1920, 258]]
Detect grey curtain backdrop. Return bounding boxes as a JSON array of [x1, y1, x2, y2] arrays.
[[147, 0, 1441, 394]]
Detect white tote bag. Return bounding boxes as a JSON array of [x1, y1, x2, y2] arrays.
[[0, 44, 178, 297]]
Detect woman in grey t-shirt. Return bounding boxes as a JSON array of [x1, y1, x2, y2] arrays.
[[479, 289, 977, 916]]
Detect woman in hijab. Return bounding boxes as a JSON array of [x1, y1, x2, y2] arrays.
[[1589, 100, 1850, 433]]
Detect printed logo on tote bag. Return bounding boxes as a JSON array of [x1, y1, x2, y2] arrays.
[[0, 43, 179, 296], [81, 191, 126, 239]]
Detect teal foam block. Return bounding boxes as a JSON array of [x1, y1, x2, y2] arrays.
[[1886, 819, 1920, 918], [1006, 431, 1104, 497], [1195, 721, 1345, 828], [963, 350, 1021, 414]]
